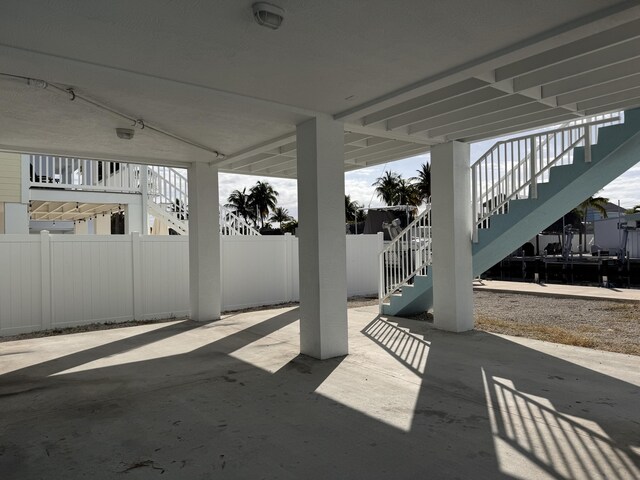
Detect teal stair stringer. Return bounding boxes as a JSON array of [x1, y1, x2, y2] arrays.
[[382, 108, 640, 317]]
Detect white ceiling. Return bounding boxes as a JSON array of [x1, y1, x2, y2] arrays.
[[1, 0, 639, 176]]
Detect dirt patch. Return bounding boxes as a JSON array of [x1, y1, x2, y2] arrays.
[[410, 291, 639, 356]]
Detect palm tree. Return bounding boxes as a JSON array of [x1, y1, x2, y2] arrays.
[[625, 205, 640, 214], [249, 181, 279, 228], [372, 171, 401, 205], [412, 162, 431, 203], [269, 207, 292, 226], [225, 188, 254, 223], [345, 194, 362, 222], [395, 178, 421, 207], [577, 195, 609, 252]]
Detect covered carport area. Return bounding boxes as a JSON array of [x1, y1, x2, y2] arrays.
[[1, 1, 640, 477]]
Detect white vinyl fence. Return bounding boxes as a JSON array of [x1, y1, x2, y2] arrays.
[[0, 233, 383, 336]]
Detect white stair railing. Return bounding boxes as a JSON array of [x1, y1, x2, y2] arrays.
[[220, 205, 261, 236], [147, 166, 260, 236], [471, 114, 621, 242], [379, 205, 432, 307]]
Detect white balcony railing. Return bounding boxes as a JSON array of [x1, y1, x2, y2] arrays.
[[29, 155, 139, 193]]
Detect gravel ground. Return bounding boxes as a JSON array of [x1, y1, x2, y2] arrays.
[[409, 291, 640, 356], [472, 291, 640, 356], [2, 293, 637, 356]]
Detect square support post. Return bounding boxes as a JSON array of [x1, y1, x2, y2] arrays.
[[188, 162, 221, 321], [296, 115, 348, 359], [431, 141, 474, 332]]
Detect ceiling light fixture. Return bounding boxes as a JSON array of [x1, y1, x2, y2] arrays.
[[252, 2, 285, 30], [116, 128, 135, 140]]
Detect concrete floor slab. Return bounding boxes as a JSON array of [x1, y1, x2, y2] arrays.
[[1, 305, 638, 479]]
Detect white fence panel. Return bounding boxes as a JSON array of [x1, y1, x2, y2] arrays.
[[346, 234, 382, 296], [0, 236, 42, 335], [221, 235, 295, 310], [0, 233, 383, 336], [139, 236, 189, 319], [50, 236, 134, 327]]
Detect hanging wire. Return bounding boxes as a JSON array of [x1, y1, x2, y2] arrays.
[[1, 72, 224, 159]]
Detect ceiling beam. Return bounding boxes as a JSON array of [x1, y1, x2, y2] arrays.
[[460, 113, 580, 143], [386, 87, 509, 131], [495, 18, 640, 81], [333, 3, 640, 122], [513, 36, 640, 92], [344, 140, 409, 161], [406, 94, 536, 135], [542, 56, 640, 98], [360, 78, 490, 126], [350, 145, 429, 167], [446, 108, 581, 141], [216, 132, 296, 168], [576, 88, 640, 111], [344, 124, 435, 145], [555, 74, 640, 105], [427, 103, 553, 138]]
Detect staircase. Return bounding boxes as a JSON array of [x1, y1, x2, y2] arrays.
[[381, 108, 640, 316], [147, 166, 260, 236]]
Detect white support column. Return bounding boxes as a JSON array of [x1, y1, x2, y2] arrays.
[[188, 162, 221, 321], [431, 141, 474, 332], [124, 202, 143, 234], [4, 203, 29, 234], [296, 115, 348, 360], [140, 166, 149, 234]]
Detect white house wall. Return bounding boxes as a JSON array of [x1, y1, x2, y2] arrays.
[[0, 233, 382, 336], [594, 217, 640, 257]]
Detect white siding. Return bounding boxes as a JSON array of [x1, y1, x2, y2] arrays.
[[0, 153, 22, 203]]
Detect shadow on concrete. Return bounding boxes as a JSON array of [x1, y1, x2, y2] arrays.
[[0, 307, 638, 479], [367, 314, 640, 479]]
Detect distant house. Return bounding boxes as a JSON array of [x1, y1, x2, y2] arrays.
[[584, 201, 627, 221]]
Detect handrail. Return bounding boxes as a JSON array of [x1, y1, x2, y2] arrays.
[[148, 166, 260, 236], [471, 115, 621, 241], [29, 156, 138, 193], [378, 205, 432, 308]]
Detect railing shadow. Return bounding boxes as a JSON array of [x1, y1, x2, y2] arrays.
[[362, 316, 429, 375], [483, 375, 638, 479]]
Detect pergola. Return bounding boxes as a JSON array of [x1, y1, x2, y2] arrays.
[[1, 0, 640, 358]]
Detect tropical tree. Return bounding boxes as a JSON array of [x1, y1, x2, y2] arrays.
[[412, 162, 431, 203], [345, 194, 362, 222], [372, 171, 401, 205], [577, 195, 609, 252], [394, 178, 421, 207], [269, 207, 292, 226], [225, 188, 254, 223], [281, 220, 298, 234], [249, 181, 279, 228], [625, 205, 640, 214]]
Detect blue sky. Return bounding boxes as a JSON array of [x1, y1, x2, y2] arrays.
[[218, 134, 640, 220]]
